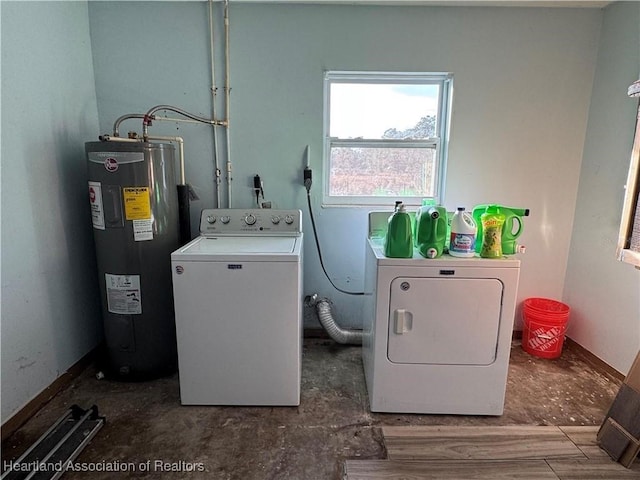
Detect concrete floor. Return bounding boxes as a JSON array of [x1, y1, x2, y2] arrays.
[[2, 338, 622, 479]]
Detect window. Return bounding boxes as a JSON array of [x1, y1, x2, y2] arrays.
[[323, 71, 453, 207], [616, 81, 640, 268]]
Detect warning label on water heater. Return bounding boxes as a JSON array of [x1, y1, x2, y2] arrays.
[[88, 181, 105, 230], [123, 187, 151, 220], [105, 274, 142, 315], [133, 219, 153, 241]]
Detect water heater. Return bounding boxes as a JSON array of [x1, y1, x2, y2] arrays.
[[86, 141, 179, 379]]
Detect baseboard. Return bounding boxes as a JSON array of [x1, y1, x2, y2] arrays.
[[564, 337, 625, 382], [1, 347, 97, 442], [512, 331, 623, 381]]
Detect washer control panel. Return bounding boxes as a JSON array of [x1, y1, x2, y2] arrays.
[[200, 209, 302, 236]]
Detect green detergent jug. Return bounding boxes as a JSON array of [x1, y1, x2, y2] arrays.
[[384, 201, 413, 258], [414, 199, 436, 247], [415, 203, 448, 259], [472, 204, 530, 254], [480, 205, 506, 258]]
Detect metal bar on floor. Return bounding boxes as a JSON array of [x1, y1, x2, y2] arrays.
[[1, 405, 105, 480]]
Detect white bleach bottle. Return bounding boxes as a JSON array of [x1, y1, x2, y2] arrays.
[[449, 207, 477, 257]]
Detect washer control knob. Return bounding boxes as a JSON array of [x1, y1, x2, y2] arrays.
[[284, 215, 294, 225], [220, 216, 231, 224], [244, 213, 257, 226], [271, 215, 281, 225], [207, 215, 216, 224]]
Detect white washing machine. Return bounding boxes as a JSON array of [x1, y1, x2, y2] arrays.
[[171, 209, 303, 406], [363, 213, 520, 415]]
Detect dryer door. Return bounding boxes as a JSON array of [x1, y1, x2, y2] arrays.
[[387, 277, 503, 365]]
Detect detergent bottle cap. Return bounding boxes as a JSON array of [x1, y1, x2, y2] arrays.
[[422, 198, 436, 207], [457, 207, 465, 211]]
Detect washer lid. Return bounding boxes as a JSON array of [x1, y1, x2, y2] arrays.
[[172, 235, 302, 261], [185, 236, 297, 254]]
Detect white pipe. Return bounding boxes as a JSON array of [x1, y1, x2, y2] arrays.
[[98, 135, 141, 143], [148, 135, 185, 185], [133, 102, 232, 196], [209, 0, 222, 208], [224, 0, 232, 208], [143, 104, 223, 139], [119, 113, 226, 131]]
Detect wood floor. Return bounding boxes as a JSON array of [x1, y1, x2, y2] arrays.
[[344, 426, 640, 479]]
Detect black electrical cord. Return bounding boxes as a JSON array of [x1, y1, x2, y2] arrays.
[[305, 190, 364, 296]]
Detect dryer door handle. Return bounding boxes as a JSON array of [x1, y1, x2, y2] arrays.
[[394, 309, 413, 334]]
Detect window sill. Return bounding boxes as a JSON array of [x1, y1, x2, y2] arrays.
[[616, 247, 640, 269]]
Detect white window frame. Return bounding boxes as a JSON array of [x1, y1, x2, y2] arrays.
[[322, 71, 453, 207]]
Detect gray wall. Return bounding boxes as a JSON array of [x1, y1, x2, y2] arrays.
[[1, 1, 102, 422], [89, 2, 602, 330], [564, 1, 640, 374]]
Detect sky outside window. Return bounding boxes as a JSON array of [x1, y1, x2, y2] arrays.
[[330, 83, 440, 139]]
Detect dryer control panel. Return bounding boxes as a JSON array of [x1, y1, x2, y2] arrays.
[[200, 209, 302, 236]]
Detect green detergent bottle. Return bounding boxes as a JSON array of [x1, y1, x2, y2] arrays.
[[480, 205, 506, 258], [414, 199, 436, 247], [384, 201, 413, 258], [500, 206, 530, 254], [473, 204, 530, 254], [415, 203, 448, 259]]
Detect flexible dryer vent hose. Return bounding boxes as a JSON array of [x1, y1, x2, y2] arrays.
[[307, 295, 362, 345]]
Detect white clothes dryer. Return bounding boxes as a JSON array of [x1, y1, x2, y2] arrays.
[[363, 213, 520, 415], [171, 209, 303, 406]]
